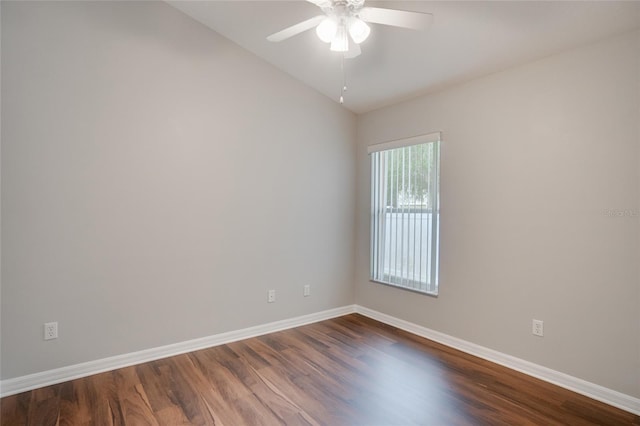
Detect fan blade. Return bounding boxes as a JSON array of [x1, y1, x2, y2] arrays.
[[267, 15, 325, 42], [359, 7, 433, 31], [306, 0, 332, 8], [344, 41, 361, 59]]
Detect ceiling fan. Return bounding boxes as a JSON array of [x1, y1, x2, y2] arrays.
[[267, 0, 433, 58]]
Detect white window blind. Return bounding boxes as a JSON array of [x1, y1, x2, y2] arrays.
[[369, 132, 441, 295]]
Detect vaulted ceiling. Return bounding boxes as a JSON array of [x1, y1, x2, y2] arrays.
[[168, 1, 640, 113]]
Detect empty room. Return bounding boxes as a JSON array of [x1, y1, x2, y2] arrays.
[[1, 0, 639, 424]]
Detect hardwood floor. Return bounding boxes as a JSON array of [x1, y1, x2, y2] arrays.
[[1, 314, 638, 425]]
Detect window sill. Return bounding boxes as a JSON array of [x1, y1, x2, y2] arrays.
[[369, 279, 439, 297]]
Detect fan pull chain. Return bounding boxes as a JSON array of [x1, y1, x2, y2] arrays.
[[340, 54, 347, 104]]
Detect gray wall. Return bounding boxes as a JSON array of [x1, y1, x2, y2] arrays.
[[355, 31, 640, 398], [1, 1, 356, 379]]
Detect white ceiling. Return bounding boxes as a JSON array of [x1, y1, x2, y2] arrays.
[[168, 1, 640, 114]]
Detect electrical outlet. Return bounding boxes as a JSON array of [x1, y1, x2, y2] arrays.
[[532, 319, 543, 337], [44, 322, 58, 340], [303, 285, 311, 297], [267, 289, 276, 303]]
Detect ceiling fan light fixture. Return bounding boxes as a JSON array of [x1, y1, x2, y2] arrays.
[[348, 18, 370, 44], [330, 23, 349, 52], [316, 17, 338, 43]]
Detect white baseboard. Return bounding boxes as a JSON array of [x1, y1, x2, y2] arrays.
[[354, 305, 640, 416], [3, 304, 639, 416], [0, 305, 357, 398]]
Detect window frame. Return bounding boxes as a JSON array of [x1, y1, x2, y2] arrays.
[[368, 132, 441, 296]]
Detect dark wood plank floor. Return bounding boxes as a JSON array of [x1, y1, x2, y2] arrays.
[[1, 314, 638, 425]]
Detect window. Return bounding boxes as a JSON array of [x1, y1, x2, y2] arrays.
[[369, 132, 441, 295]]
